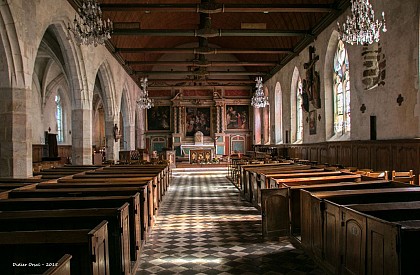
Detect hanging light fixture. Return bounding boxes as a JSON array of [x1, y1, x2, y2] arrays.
[[137, 77, 154, 109], [337, 0, 386, 45], [251, 77, 269, 108], [67, 0, 113, 47]]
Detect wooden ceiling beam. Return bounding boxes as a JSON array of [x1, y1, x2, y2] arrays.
[[100, 3, 334, 13], [117, 48, 293, 54], [127, 61, 278, 67], [112, 29, 308, 37]]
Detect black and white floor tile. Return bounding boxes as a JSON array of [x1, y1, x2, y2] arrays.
[[136, 168, 325, 275]]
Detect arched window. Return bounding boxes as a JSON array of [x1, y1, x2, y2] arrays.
[[296, 78, 303, 141], [333, 40, 351, 135], [55, 95, 63, 143]]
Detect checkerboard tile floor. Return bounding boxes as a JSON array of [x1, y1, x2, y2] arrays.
[[136, 169, 325, 275]]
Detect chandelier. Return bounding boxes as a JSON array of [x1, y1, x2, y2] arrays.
[[251, 77, 269, 108], [337, 0, 386, 45], [137, 77, 154, 109], [67, 0, 113, 47]]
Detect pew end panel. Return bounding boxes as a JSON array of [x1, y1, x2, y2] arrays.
[[261, 188, 289, 239]]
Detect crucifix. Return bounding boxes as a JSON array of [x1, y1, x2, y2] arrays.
[[304, 46, 321, 109]]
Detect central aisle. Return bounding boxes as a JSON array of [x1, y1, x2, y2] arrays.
[[136, 168, 323, 274]]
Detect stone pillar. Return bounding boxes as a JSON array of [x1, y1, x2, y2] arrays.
[[124, 123, 135, 150], [0, 87, 32, 177], [71, 108, 93, 165], [136, 108, 146, 149]]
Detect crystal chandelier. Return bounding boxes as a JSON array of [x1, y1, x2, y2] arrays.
[[337, 0, 386, 45], [137, 77, 154, 109], [251, 77, 269, 108], [67, 0, 113, 47]]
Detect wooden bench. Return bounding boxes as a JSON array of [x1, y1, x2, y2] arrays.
[[301, 186, 420, 274], [0, 220, 109, 275], [8, 186, 152, 241], [241, 164, 312, 203], [260, 179, 400, 239], [51, 177, 155, 229], [65, 172, 161, 216], [0, 205, 130, 275], [0, 195, 142, 263]]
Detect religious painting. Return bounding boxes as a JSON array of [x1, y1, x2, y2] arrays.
[[226, 105, 249, 130], [147, 106, 171, 131], [185, 107, 211, 136], [309, 110, 317, 135]]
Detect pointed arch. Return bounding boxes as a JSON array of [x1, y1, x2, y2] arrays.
[[291, 67, 303, 143]]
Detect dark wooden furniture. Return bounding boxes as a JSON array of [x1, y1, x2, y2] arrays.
[[0, 205, 130, 275], [301, 186, 420, 274], [0, 195, 142, 263], [0, 220, 109, 275]]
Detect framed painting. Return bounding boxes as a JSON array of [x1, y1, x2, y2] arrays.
[[226, 105, 249, 130], [185, 107, 211, 136], [147, 106, 171, 131], [309, 110, 316, 135]]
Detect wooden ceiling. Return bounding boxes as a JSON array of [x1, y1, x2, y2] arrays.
[[69, 0, 350, 90]]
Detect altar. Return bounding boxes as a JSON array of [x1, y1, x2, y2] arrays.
[[181, 131, 215, 163]]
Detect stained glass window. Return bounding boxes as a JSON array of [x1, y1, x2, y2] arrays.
[[333, 40, 351, 135], [55, 95, 63, 143], [296, 78, 303, 141]]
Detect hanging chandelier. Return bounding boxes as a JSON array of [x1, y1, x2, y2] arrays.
[[251, 77, 269, 108], [337, 0, 386, 45], [67, 0, 113, 47], [137, 77, 154, 109]]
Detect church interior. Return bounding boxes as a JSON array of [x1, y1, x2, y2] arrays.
[[0, 0, 419, 274]]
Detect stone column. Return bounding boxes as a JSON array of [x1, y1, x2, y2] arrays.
[[124, 123, 135, 150], [71, 108, 93, 165], [0, 87, 32, 177]]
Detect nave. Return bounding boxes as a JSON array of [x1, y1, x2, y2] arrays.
[[137, 168, 324, 275]]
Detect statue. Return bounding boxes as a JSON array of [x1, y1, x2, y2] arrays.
[[113, 124, 120, 142]]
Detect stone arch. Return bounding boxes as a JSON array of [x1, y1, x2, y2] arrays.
[[0, 3, 24, 87], [324, 30, 341, 139], [273, 82, 283, 144], [290, 67, 302, 143]]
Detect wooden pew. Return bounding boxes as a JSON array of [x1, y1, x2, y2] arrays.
[[241, 164, 312, 203], [65, 171, 161, 217], [260, 179, 396, 239], [52, 177, 155, 229], [0, 195, 142, 263], [0, 205, 130, 275], [43, 254, 72, 275], [341, 201, 420, 275], [0, 220, 109, 275], [301, 187, 420, 274], [8, 186, 151, 240]]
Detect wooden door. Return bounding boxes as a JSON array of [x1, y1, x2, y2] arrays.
[[261, 188, 289, 239]]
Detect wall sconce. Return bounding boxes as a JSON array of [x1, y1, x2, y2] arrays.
[[360, 104, 366, 113]]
